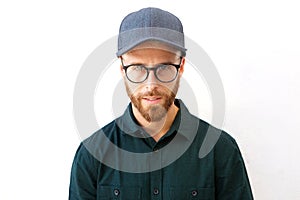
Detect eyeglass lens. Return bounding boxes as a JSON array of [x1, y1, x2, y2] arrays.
[[126, 64, 178, 83]]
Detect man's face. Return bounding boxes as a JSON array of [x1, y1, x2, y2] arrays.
[[121, 45, 184, 122]]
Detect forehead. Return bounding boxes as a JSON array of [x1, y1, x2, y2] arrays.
[[122, 41, 181, 63]]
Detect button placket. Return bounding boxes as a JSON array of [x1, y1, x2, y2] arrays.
[[149, 150, 162, 199]]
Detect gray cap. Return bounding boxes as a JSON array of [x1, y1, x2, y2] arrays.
[[117, 7, 187, 57]]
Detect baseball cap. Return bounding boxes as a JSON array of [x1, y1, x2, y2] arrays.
[[116, 7, 187, 57]]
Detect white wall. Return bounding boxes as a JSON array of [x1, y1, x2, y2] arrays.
[[1, 0, 299, 199]]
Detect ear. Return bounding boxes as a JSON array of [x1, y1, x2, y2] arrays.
[[119, 56, 125, 77], [178, 57, 185, 77]]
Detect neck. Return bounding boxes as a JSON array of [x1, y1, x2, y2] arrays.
[[132, 103, 178, 142]]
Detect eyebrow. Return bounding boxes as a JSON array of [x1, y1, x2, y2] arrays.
[[121, 58, 181, 66]]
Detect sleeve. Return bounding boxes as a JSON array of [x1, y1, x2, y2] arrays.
[[69, 143, 99, 200], [215, 133, 254, 200]]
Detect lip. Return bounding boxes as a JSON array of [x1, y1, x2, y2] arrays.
[[142, 96, 162, 104]]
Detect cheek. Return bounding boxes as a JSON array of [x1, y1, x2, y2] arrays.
[[124, 81, 146, 99], [162, 81, 179, 95]]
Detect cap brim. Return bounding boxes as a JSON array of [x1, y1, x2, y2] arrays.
[[116, 37, 187, 57]]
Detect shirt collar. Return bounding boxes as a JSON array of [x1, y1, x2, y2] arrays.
[[116, 99, 197, 142]]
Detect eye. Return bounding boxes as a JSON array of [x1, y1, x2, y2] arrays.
[[157, 64, 173, 71], [131, 65, 146, 72], [157, 64, 168, 70]]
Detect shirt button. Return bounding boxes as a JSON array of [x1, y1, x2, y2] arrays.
[[153, 188, 159, 195], [191, 190, 198, 196], [113, 189, 120, 196]]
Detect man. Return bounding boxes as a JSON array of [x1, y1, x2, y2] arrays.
[[69, 7, 254, 199]]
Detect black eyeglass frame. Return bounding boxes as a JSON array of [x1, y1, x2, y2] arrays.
[[121, 57, 183, 83]]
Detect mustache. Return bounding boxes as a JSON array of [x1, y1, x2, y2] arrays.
[[138, 89, 164, 97], [130, 89, 167, 101]]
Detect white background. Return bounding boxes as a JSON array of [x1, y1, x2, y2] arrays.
[[1, 0, 299, 199]]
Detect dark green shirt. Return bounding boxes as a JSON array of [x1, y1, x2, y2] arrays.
[[69, 99, 253, 199]]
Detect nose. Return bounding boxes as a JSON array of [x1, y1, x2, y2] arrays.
[[146, 69, 158, 83], [144, 70, 159, 90]]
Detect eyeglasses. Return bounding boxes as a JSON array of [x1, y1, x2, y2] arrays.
[[121, 58, 182, 83]]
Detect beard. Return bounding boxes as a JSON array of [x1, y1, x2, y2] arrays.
[[125, 79, 179, 122]]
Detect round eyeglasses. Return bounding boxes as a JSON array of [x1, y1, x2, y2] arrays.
[[121, 58, 182, 83]]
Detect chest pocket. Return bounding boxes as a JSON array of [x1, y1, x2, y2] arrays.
[[169, 187, 215, 200], [97, 185, 142, 200]]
